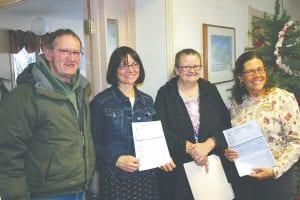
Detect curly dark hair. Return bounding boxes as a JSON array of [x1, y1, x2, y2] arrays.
[[232, 51, 274, 104]]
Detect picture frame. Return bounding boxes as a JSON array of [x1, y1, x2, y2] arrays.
[[247, 6, 265, 48], [203, 23, 236, 84], [246, 6, 271, 50]]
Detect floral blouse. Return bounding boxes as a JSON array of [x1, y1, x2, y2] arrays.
[[182, 95, 200, 142], [230, 87, 300, 178]]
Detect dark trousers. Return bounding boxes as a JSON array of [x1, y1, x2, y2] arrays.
[[231, 164, 298, 200]]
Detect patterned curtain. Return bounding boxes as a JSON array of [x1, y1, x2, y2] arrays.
[[7, 30, 50, 54], [8, 30, 24, 53]]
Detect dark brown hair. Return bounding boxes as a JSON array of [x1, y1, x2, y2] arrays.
[[232, 51, 274, 104], [106, 46, 145, 85]]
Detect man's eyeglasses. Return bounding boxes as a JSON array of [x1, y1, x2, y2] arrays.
[[56, 49, 84, 58], [119, 62, 139, 71], [242, 67, 266, 76], [178, 65, 202, 72]]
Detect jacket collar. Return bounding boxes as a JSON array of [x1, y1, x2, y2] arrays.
[[111, 85, 147, 106], [25, 57, 90, 100], [167, 76, 213, 99], [31, 57, 89, 91]]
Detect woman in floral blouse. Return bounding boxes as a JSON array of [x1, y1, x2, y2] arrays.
[[224, 51, 300, 200]]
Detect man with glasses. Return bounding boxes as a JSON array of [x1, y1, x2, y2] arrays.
[[0, 29, 95, 200]]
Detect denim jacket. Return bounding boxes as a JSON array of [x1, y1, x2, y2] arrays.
[[90, 86, 156, 176]]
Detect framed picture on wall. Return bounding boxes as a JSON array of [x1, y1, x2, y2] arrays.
[[247, 6, 271, 50], [203, 24, 236, 84]]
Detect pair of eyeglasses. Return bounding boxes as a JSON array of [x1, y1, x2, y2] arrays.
[[119, 62, 139, 71], [178, 65, 202, 72], [242, 67, 266, 76], [56, 48, 84, 58]]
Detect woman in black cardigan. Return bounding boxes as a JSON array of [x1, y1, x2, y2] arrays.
[[154, 48, 232, 200]]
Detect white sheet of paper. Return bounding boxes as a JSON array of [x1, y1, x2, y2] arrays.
[[184, 155, 235, 200], [132, 120, 171, 171], [223, 120, 276, 176]]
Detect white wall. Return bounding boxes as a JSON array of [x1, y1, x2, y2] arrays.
[[136, 0, 299, 107], [135, 0, 168, 98], [1, 0, 299, 101]]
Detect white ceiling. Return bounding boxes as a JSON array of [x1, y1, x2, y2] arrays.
[[0, 0, 83, 20]]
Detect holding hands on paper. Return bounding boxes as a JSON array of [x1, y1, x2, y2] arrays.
[[223, 120, 276, 179], [159, 160, 177, 172], [116, 155, 176, 173], [132, 121, 176, 172], [116, 155, 140, 173], [224, 148, 275, 180], [249, 167, 275, 180], [158, 130, 217, 174], [224, 148, 239, 162], [186, 137, 217, 171]]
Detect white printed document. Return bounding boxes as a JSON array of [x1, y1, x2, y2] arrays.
[[184, 155, 235, 200], [223, 120, 276, 177], [132, 120, 171, 171]]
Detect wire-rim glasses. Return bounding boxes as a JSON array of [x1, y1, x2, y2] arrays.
[[242, 67, 266, 76], [118, 62, 140, 71], [55, 48, 84, 58], [178, 65, 202, 72]]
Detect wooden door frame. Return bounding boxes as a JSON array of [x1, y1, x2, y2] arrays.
[[83, 0, 136, 97]]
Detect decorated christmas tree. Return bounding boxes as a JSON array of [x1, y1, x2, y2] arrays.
[[251, 0, 300, 102]]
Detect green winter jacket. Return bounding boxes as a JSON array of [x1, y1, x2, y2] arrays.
[[0, 56, 95, 200]]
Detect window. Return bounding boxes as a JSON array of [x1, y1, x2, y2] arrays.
[[11, 47, 37, 86]]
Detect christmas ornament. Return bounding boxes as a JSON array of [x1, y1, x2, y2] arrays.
[[273, 21, 294, 75]]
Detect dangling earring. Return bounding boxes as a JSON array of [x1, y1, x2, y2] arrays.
[[240, 82, 244, 87]]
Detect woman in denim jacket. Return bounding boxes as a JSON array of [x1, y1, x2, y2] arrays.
[[90, 46, 173, 200]]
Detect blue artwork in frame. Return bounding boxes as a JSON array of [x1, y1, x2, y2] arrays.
[[211, 35, 232, 72], [203, 24, 236, 84]]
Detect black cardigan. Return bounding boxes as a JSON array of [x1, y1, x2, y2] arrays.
[[154, 77, 232, 200]]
